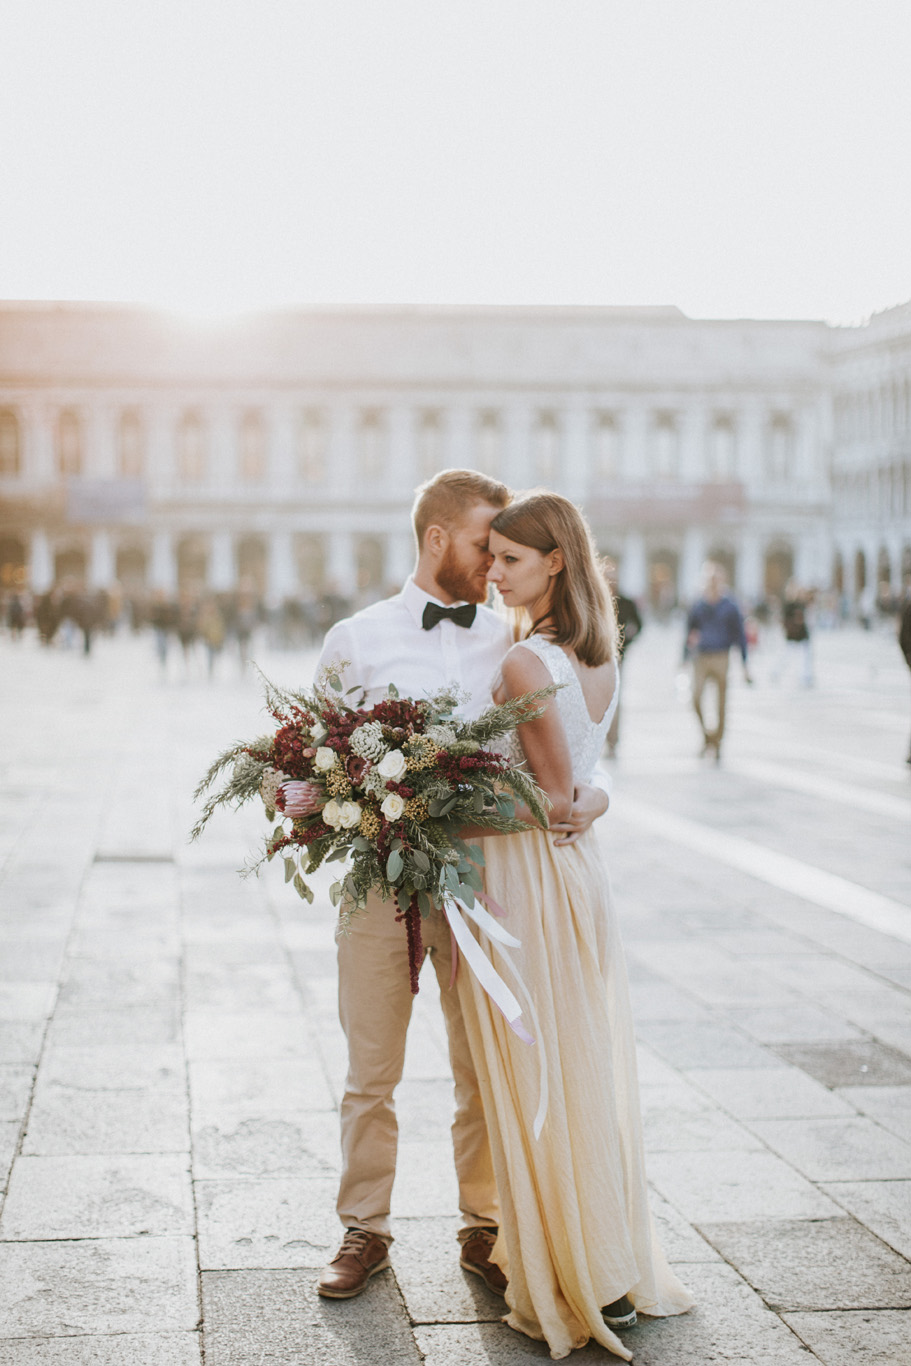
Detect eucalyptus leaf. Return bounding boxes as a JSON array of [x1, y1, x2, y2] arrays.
[[387, 848, 404, 881], [467, 844, 485, 865], [283, 857, 296, 884], [417, 889, 431, 919], [326, 845, 349, 863], [412, 850, 431, 873]]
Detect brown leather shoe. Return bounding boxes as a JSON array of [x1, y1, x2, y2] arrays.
[[459, 1226, 507, 1297], [317, 1228, 391, 1298]]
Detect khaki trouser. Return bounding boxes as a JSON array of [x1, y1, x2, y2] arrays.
[[336, 892, 498, 1243], [692, 649, 730, 747]]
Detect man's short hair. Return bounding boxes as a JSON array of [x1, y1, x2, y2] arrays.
[[412, 469, 511, 549]]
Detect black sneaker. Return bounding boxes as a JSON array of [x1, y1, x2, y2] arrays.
[[602, 1295, 637, 1328]]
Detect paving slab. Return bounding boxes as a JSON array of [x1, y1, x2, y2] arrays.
[[415, 1261, 815, 1365], [391, 1214, 510, 1324], [726, 1003, 866, 1045], [0, 1333, 202, 1365], [0, 1065, 34, 1122], [0, 1153, 194, 1239], [699, 1217, 911, 1312], [0, 983, 57, 1021], [201, 1267, 421, 1365], [0, 1120, 19, 1191], [192, 1112, 339, 1179], [746, 1117, 911, 1182], [36, 1043, 185, 1092], [773, 1039, 911, 1088], [835, 1084, 911, 1142], [643, 1100, 766, 1154], [647, 1149, 842, 1223], [195, 1175, 340, 1270], [182, 964, 303, 1013], [57, 958, 180, 1013], [182, 1011, 312, 1061], [684, 1066, 858, 1120], [188, 1055, 336, 1117], [781, 1309, 911, 1365], [636, 1020, 781, 1069], [821, 1180, 911, 1261], [22, 1083, 189, 1155], [391, 1139, 460, 1218], [44, 1006, 183, 1047], [0, 1236, 198, 1336]]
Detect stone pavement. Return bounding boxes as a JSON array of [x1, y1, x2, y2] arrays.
[[0, 617, 910, 1364]]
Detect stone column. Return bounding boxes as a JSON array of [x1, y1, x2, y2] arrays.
[[150, 529, 178, 593], [738, 400, 765, 487], [89, 404, 117, 478], [326, 529, 357, 595], [266, 530, 298, 605], [679, 525, 707, 601], [327, 406, 355, 495], [29, 529, 54, 592], [387, 529, 416, 590], [446, 405, 472, 469], [210, 530, 237, 592], [620, 530, 647, 598], [738, 529, 764, 603], [679, 404, 706, 483], [620, 403, 648, 482], [269, 405, 296, 491], [388, 405, 417, 494], [502, 404, 532, 489], [88, 529, 115, 589], [561, 403, 589, 501], [209, 408, 233, 496]]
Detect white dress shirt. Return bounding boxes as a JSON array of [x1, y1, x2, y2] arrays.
[[315, 577, 514, 720]]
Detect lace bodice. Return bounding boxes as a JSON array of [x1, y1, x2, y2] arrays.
[[500, 635, 618, 784]]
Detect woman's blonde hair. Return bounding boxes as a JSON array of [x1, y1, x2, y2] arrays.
[[491, 491, 619, 666]]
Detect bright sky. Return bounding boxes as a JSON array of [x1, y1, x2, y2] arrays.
[[2, 0, 910, 323]]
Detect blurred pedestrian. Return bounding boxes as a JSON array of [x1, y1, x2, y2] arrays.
[[198, 596, 226, 679], [899, 593, 911, 766], [176, 593, 198, 675], [6, 593, 26, 639], [605, 567, 642, 758], [773, 580, 814, 687], [684, 561, 752, 762]]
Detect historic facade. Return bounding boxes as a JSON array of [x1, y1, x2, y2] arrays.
[[0, 300, 908, 608]]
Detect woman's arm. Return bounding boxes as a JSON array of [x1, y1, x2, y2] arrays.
[[461, 646, 574, 840]]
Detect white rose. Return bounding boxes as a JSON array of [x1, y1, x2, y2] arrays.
[[339, 800, 362, 829], [377, 749, 407, 781], [381, 792, 405, 821], [322, 798, 343, 829], [314, 746, 337, 771], [310, 720, 328, 744]]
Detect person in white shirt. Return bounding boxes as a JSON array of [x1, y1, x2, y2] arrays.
[[283, 470, 610, 1300]]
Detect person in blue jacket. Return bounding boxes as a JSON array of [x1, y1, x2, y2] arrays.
[[684, 561, 752, 761]]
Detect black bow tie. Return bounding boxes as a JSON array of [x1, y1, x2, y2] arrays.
[[422, 601, 477, 631]]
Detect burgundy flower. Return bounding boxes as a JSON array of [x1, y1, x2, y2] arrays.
[[347, 754, 368, 785]]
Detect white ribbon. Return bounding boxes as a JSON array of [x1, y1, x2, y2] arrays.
[[443, 892, 549, 1139]]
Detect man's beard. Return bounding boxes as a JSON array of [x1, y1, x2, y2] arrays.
[[436, 546, 489, 605]]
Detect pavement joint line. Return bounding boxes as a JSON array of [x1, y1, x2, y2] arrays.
[[616, 796, 911, 946]]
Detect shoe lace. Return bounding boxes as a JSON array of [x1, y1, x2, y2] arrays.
[[465, 1227, 497, 1252], [338, 1228, 375, 1257]]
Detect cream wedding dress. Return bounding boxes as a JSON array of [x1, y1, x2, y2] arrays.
[[457, 635, 693, 1360]]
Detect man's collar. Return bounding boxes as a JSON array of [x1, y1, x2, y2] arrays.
[[402, 576, 474, 629]]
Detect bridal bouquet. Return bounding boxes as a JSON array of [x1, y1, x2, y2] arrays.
[[192, 663, 553, 992]]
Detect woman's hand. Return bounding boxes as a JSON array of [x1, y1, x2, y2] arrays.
[[281, 781, 321, 818]]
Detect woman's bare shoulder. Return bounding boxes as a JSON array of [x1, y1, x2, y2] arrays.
[[500, 641, 554, 695]]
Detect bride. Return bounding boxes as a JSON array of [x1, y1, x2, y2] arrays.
[[457, 491, 693, 1360]]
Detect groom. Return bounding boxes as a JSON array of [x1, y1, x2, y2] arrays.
[[286, 469, 610, 1299]]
